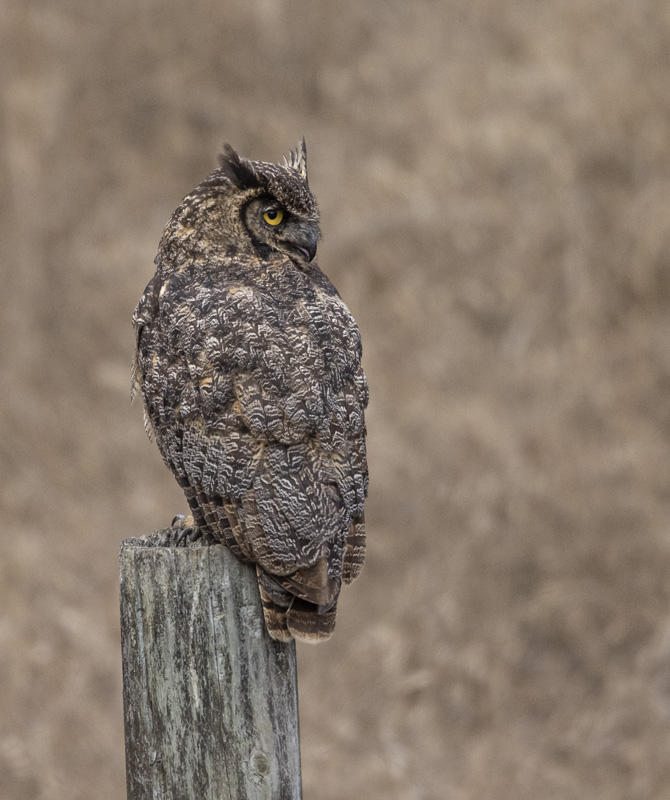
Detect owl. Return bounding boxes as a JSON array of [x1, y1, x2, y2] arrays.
[[132, 140, 368, 642]]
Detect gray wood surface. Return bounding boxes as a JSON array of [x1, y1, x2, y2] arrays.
[[120, 531, 301, 800]]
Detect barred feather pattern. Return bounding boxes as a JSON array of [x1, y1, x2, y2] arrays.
[[133, 144, 368, 641]]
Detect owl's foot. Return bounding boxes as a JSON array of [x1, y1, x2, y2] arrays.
[[170, 514, 217, 546], [171, 513, 195, 528]]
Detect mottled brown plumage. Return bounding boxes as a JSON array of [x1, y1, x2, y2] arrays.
[[132, 141, 368, 641]]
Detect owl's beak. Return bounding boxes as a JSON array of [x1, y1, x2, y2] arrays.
[[294, 228, 318, 262]]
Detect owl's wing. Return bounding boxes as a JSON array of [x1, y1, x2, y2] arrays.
[[137, 267, 368, 640]]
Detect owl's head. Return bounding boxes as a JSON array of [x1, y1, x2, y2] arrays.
[[218, 139, 320, 264]]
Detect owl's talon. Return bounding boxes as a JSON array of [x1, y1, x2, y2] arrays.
[[170, 516, 218, 547], [170, 514, 200, 546], [175, 526, 199, 546], [171, 513, 194, 528]]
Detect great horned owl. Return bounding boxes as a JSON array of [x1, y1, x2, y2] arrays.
[[132, 140, 368, 642]]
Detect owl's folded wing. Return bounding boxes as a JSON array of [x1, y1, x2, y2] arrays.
[[137, 272, 368, 637]]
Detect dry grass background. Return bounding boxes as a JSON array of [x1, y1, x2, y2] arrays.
[[2, 2, 670, 798]]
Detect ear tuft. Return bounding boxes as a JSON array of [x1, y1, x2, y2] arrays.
[[218, 144, 259, 189], [286, 137, 308, 183]]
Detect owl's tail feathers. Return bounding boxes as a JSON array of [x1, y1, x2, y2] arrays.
[[256, 566, 339, 643], [257, 578, 293, 642], [287, 597, 337, 643]]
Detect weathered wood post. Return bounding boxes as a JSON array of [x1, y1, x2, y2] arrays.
[[120, 530, 301, 800]]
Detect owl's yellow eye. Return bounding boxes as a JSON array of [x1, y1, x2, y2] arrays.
[[263, 208, 284, 226]]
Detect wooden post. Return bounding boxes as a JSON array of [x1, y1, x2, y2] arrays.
[[119, 530, 301, 800]]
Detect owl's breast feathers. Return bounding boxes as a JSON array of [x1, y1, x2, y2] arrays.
[[133, 255, 368, 641]]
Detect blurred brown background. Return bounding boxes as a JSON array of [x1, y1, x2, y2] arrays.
[[2, 2, 670, 798]]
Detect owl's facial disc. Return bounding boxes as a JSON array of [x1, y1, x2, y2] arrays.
[[245, 197, 319, 263]]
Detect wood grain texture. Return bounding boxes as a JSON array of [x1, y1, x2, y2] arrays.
[[120, 531, 301, 800]]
